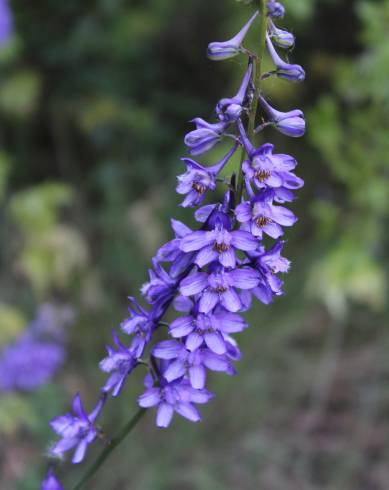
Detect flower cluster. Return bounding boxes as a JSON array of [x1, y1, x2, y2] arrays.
[[0, 304, 73, 392], [44, 1, 305, 484]]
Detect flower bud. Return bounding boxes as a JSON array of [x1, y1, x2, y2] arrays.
[[270, 25, 295, 49], [216, 63, 253, 122], [259, 96, 306, 138], [184, 118, 227, 155], [266, 34, 305, 82], [207, 11, 258, 61]]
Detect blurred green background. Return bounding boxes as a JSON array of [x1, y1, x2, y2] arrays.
[[1, 0, 389, 488]]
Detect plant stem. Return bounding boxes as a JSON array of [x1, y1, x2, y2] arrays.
[[71, 408, 147, 490], [236, 0, 268, 204]]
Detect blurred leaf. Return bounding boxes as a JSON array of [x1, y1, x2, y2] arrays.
[[0, 305, 26, 346], [10, 182, 73, 233], [0, 395, 38, 436], [0, 70, 41, 117], [307, 232, 386, 318], [19, 225, 88, 294]]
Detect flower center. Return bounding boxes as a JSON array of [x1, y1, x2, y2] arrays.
[[255, 215, 271, 227], [215, 285, 227, 294], [192, 182, 206, 194], [213, 242, 230, 253], [254, 169, 271, 182]]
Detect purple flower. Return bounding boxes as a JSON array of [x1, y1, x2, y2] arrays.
[[179, 224, 258, 268], [177, 144, 238, 207], [41, 469, 64, 490], [267, 0, 285, 18], [241, 143, 303, 192], [0, 338, 65, 392], [259, 96, 306, 138], [156, 219, 196, 278], [248, 241, 290, 304], [99, 330, 137, 397], [0, 0, 12, 46], [138, 376, 213, 428], [207, 11, 259, 61], [184, 118, 228, 155], [157, 220, 192, 262], [179, 266, 260, 313], [216, 63, 253, 122], [152, 340, 235, 389], [235, 193, 297, 240], [266, 34, 305, 82], [121, 297, 155, 357], [50, 394, 105, 464], [141, 260, 176, 316], [169, 310, 247, 354]]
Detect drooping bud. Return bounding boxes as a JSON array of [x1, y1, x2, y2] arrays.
[[270, 24, 295, 49], [184, 118, 228, 155], [266, 33, 305, 82], [259, 96, 306, 138], [207, 11, 258, 61], [216, 63, 253, 122]]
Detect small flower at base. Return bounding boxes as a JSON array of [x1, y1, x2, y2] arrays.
[[49, 394, 106, 464], [41, 469, 64, 490]]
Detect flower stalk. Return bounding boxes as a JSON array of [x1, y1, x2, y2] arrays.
[[71, 409, 147, 490], [41, 1, 306, 487], [236, 0, 268, 205]]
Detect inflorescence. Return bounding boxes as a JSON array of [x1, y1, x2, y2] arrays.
[[42, 1, 305, 487], [0, 304, 73, 393]]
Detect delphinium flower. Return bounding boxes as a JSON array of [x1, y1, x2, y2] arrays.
[[41, 469, 64, 490], [49, 394, 106, 464], [43, 1, 306, 487]]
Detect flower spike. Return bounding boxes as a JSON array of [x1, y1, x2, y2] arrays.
[[43, 1, 307, 485]]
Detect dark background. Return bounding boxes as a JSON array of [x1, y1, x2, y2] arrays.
[[1, 0, 388, 488]]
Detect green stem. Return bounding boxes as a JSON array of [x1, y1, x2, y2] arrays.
[[71, 408, 147, 490], [236, 0, 268, 204]]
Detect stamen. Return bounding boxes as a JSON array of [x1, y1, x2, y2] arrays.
[[213, 242, 230, 253], [192, 182, 206, 194], [254, 169, 271, 182], [255, 216, 271, 227]]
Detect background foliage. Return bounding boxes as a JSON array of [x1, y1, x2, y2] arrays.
[[1, 0, 388, 488]]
